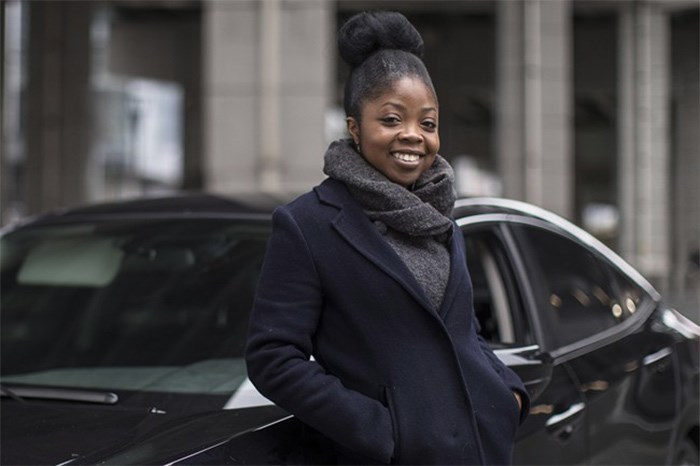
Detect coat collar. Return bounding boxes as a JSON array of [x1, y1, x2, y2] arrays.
[[314, 179, 467, 318]]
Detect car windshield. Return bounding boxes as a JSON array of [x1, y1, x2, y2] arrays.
[[0, 218, 270, 402]]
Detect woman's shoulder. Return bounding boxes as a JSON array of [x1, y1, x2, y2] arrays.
[[281, 178, 349, 210], [277, 178, 348, 218]]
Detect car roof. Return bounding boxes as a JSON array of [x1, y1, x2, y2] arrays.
[[23, 193, 560, 223], [63, 192, 288, 215], [15, 192, 295, 228], [454, 197, 570, 223]]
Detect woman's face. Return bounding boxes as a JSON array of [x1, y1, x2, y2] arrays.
[[347, 76, 439, 188]]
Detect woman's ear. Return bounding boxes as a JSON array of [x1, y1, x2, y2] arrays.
[[346, 117, 360, 145]]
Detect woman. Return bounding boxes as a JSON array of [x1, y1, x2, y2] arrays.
[[246, 11, 529, 465]]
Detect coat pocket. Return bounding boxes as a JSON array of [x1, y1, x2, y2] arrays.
[[380, 386, 400, 464]]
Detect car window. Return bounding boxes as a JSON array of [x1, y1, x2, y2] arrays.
[[463, 227, 533, 347], [510, 223, 639, 348], [0, 219, 270, 398]]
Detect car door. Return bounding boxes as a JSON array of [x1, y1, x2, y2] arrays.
[[507, 221, 676, 465], [461, 221, 588, 465]]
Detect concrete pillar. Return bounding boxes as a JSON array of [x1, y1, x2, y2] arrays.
[[24, 1, 93, 215], [259, 0, 282, 191], [2, 1, 22, 225], [670, 8, 699, 309], [496, 0, 573, 219], [203, 0, 258, 193], [203, 0, 332, 195], [496, 0, 526, 200], [277, 0, 334, 192], [618, 1, 671, 284]]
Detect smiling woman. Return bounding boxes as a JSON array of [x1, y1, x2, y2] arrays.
[[245, 10, 529, 466]]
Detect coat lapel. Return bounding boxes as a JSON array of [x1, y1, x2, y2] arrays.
[[437, 225, 470, 319], [315, 179, 437, 314]]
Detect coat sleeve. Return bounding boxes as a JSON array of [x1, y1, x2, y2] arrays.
[[245, 206, 395, 463]]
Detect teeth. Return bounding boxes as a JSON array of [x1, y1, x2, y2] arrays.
[[393, 152, 420, 162]]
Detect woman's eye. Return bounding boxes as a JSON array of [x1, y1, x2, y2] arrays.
[[381, 116, 400, 124], [422, 120, 437, 130]]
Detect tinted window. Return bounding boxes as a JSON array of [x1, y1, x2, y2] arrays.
[[511, 224, 638, 348], [607, 265, 651, 321], [1, 219, 270, 396], [464, 228, 532, 346]]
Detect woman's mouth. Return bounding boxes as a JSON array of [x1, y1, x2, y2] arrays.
[[391, 152, 422, 163]]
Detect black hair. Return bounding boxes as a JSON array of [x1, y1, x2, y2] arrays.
[[338, 11, 436, 121]]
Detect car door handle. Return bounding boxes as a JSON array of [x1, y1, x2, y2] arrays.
[[643, 347, 672, 367], [545, 402, 585, 440]]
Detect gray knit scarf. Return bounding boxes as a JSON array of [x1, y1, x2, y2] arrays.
[[323, 139, 457, 311]]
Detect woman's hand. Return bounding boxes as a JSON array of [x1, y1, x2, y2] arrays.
[[512, 391, 523, 413]]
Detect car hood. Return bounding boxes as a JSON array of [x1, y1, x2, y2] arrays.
[[1, 400, 289, 465]]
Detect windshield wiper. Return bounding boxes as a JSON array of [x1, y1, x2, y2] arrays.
[[0, 384, 26, 402], [0, 383, 118, 404]]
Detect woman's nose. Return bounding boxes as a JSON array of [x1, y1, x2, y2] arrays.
[[399, 123, 423, 142]]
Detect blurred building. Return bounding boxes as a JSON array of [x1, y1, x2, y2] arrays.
[[1, 0, 698, 310]]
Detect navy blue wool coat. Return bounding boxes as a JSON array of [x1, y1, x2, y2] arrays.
[[246, 179, 529, 465]]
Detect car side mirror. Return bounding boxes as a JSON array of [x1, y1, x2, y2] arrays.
[[494, 345, 553, 401]]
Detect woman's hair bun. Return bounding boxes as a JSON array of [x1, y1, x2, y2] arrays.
[[338, 11, 424, 68]]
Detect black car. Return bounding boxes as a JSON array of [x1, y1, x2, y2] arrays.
[[1, 194, 698, 465]]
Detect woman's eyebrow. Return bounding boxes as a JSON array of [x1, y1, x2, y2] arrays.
[[380, 101, 438, 113]]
